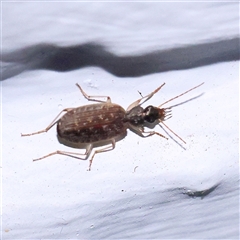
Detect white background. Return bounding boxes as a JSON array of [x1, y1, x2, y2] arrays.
[[2, 1, 239, 239]]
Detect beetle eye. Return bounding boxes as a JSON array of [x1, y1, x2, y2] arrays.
[[143, 106, 159, 123]]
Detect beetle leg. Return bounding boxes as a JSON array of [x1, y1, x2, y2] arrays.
[[129, 125, 168, 140], [32, 140, 116, 171], [33, 144, 93, 163], [21, 108, 75, 137], [88, 139, 116, 171], [33, 150, 89, 161], [76, 83, 112, 104], [141, 130, 168, 140], [127, 83, 165, 111]]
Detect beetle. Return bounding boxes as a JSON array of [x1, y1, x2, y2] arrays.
[[21, 82, 204, 170]]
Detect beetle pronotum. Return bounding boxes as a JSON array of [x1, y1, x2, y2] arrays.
[[21, 82, 204, 170]]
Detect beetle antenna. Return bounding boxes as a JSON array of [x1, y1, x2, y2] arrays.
[[165, 93, 204, 109], [159, 123, 186, 150], [159, 82, 204, 108], [160, 121, 186, 144]]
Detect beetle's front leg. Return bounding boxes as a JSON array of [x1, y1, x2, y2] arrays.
[[129, 125, 168, 140], [126, 83, 165, 111]]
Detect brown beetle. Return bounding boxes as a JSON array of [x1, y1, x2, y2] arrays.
[[21, 82, 204, 170]]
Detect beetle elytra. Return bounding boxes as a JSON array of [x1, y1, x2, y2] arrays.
[[21, 82, 204, 170]]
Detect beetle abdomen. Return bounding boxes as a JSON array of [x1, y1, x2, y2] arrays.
[[57, 103, 127, 144]]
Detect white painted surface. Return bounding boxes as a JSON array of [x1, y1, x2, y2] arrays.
[[2, 2, 239, 239]]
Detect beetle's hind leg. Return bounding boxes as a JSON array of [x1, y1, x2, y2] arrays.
[[33, 149, 90, 162], [21, 108, 75, 137], [32, 140, 116, 171], [76, 83, 112, 104], [32, 144, 93, 168]]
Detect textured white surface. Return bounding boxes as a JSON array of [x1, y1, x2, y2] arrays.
[[2, 2, 239, 239]]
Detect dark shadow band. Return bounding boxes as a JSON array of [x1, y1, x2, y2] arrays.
[[1, 37, 239, 81]]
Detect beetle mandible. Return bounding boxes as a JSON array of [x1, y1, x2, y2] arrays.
[[21, 82, 204, 170]]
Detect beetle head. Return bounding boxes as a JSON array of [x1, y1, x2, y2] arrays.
[[143, 105, 171, 124]]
